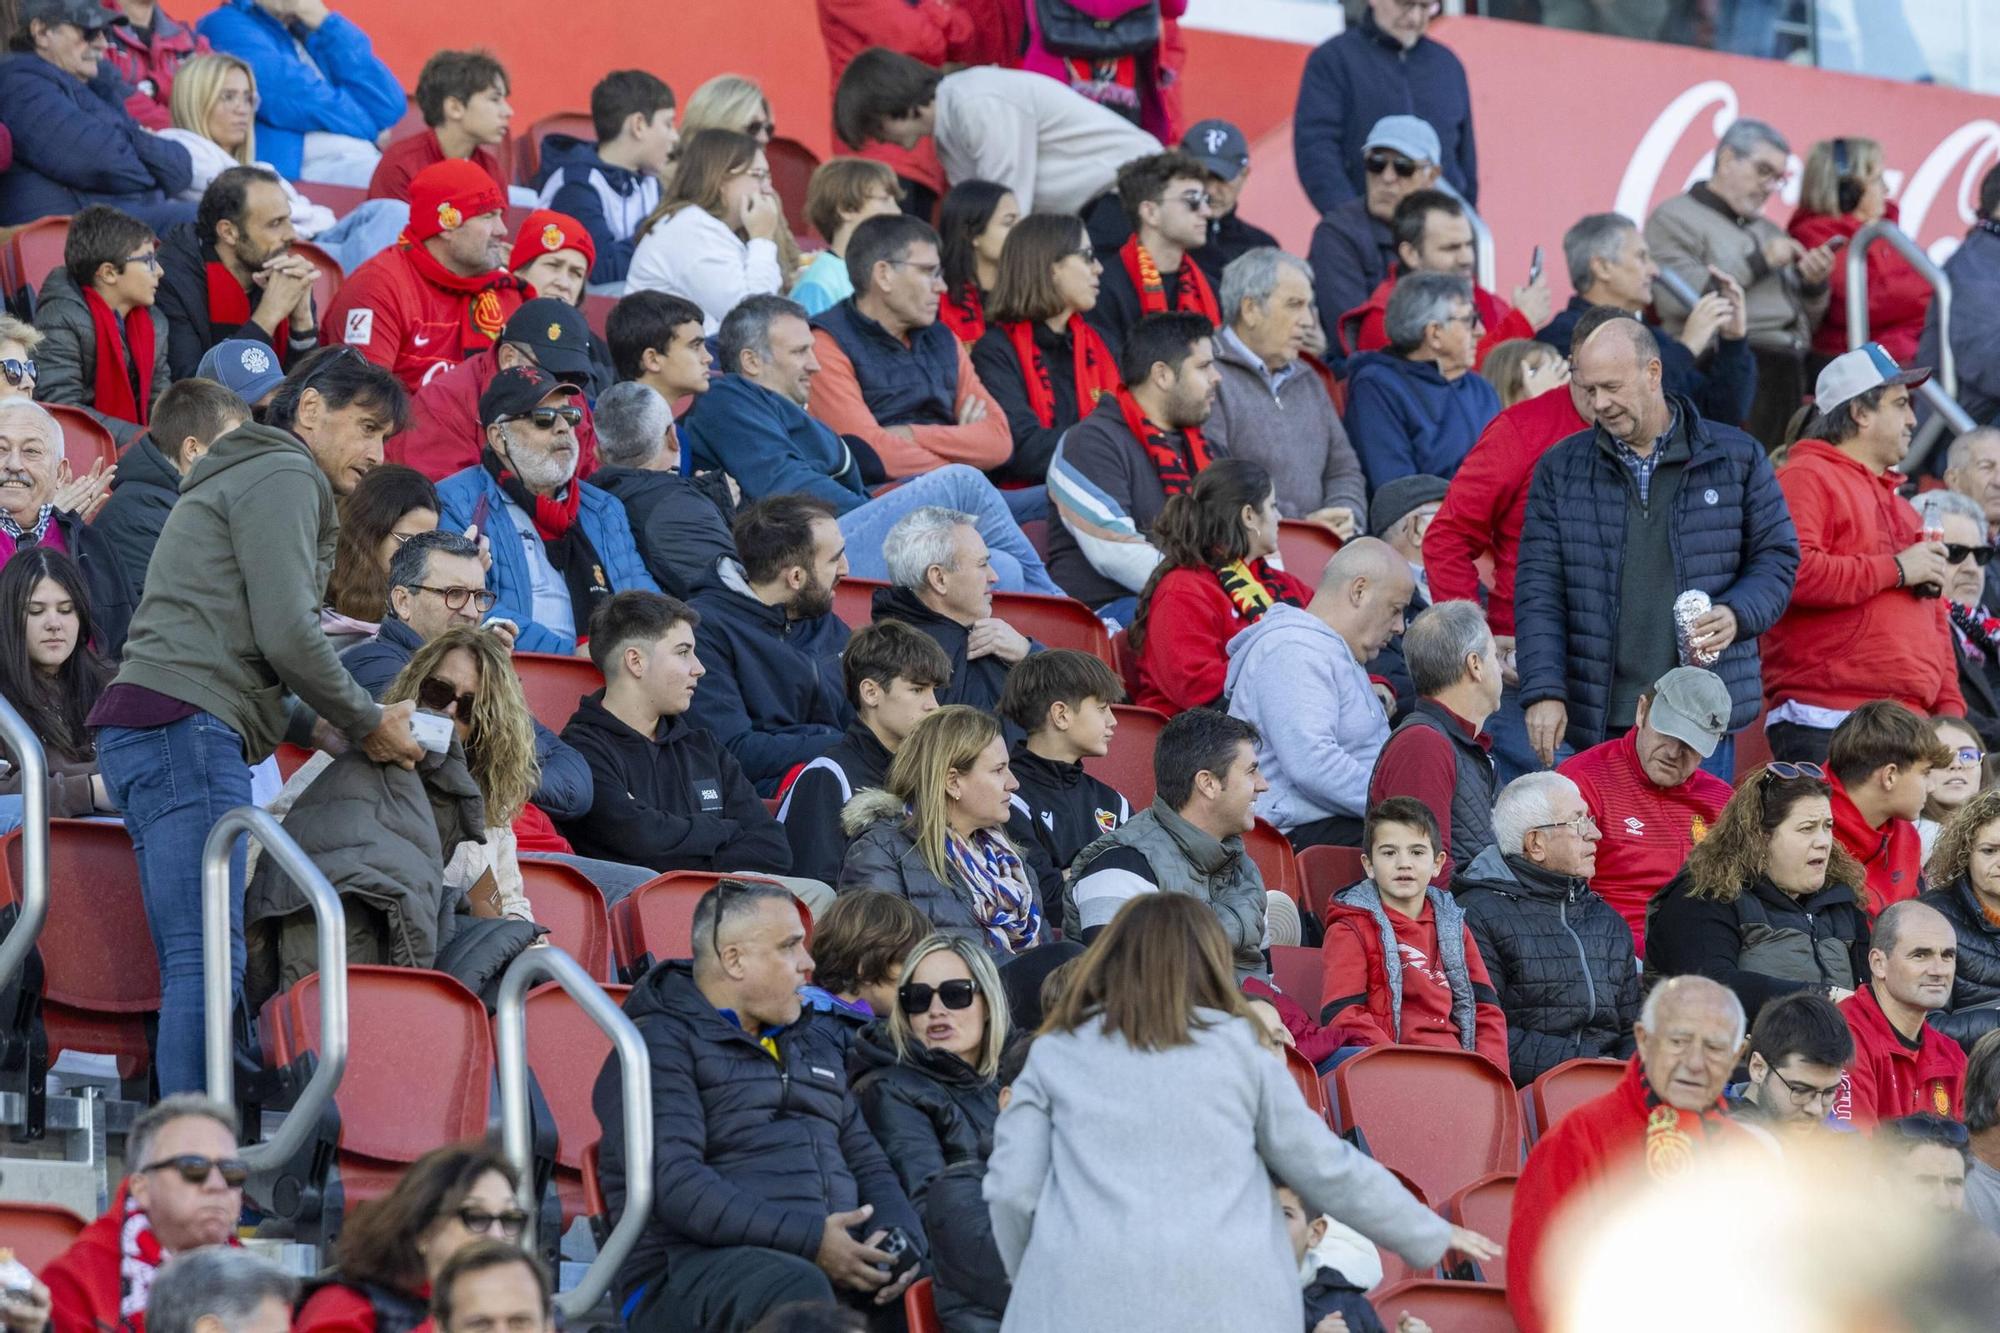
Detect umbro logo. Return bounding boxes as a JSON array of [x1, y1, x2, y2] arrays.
[[1623, 816, 1645, 835]]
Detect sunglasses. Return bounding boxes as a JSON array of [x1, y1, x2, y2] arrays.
[[457, 1205, 530, 1238], [507, 405, 583, 430], [1945, 543, 1994, 566], [0, 359, 36, 387], [140, 1154, 249, 1187], [418, 676, 477, 716], [898, 979, 978, 1014], [1365, 151, 1422, 179], [744, 118, 776, 139], [1765, 761, 1826, 780]]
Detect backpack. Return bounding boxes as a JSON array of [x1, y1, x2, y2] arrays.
[[1034, 0, 1160, 59]]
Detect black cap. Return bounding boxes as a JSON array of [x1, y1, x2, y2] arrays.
[[500, 298, 595, 382], [20, 0, 125, 30], [1368, 473, 1449, 537], [478, 364, 582, 429]]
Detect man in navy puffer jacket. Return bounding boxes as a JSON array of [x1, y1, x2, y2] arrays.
[[1515, 315, 1798, 777]]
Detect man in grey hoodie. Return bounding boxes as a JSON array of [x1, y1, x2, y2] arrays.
[[1226, 538, 1414, 851], [91, 345, 424, 1095]]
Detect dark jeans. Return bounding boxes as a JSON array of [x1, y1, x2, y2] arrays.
[[1766, 721, 1835, 765], [630, 1246, 906, 1333], [1287, 812, 1365, 852], [1748, 344, 1808, 450]]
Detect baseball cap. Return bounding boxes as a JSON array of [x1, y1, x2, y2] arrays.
[[1363, 115, 1441, 167], [508, 209, 598, 278], [1813, 341, 1930, 415], [500, 298, 596, 382], [21, 0, 124, 32], [1369, 473, 1448, 539], [478, 364, 582, 430], [1647, 667, 1732, 759], [1181, 119, 1250, 182], [406, 160, 506, 244], [196, 339, 285, 405]]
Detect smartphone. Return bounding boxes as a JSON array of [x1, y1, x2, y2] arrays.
[[1702, 270, 1728, 298], [1527, 245, 1544, 286]]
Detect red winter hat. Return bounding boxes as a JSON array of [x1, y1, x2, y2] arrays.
[[509, 209, 598, 275], [406, 160, 507, 242]]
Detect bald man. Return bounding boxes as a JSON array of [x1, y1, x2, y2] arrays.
[[1226, 537, 1415, 849], [1507, 976, 1753, 1333], [1838, 900, 1968, 1127], [1513, 312, 1798, 779]]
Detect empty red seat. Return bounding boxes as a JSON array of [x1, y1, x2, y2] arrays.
[[1283, 1044, 1328, 1122], [1328, 1045, 1522, 1206], [766, 136, 822, 237], [519, 860, 612, 981], [513, 651, 604, 732], [43, 405, 119, 479], [610, 871, 789, 974], [988, 590, 1113, 665], [0, 1199, 86, 1273], [1245, 818, 1302, 905], [1268, 944, 1323, 1018], [1370, 1279, 1517, 1332], [1297, 843, 1365, 927], [1373, 1167, 1433, 1287], [1277, 519, 1342, 585], [1081, 704, 1168, 810], [516, 109, 594, 185], [1446, 1172, 1516, 1281], [10, 215, 69, 300], [518, 980, 629, 1226], [1521, 1057, 1624, 1144]]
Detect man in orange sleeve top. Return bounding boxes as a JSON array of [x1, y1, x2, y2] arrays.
[[806, 213, 1011, 482]]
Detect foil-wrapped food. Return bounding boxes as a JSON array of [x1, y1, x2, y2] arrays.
[[1675, 590, 1718, 666]]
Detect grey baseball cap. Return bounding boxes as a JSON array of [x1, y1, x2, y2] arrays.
[[1181, 119, 1250, 182], [1363, 114, 1441, 167], [1648, 667, 1732, 759], [20, 0, 126, 31]]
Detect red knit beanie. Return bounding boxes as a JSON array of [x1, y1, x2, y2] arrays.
[[508, 209, 598, 275], [406, 160, 506, 243]]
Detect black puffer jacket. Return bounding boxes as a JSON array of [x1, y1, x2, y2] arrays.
[[1646, 870, 1869, 1022], [848, 1019, 999, 1210], [1455, 845, 1641, 1086], [1920, 876, 2000, 1053], [592, 961, 925, 1311], [926, 1148, 1009, 1333]]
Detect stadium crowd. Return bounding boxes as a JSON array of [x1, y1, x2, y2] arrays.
[[3, 0, 2000, 1329]]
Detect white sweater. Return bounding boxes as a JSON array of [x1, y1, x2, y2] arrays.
[[625, 205, 782, 335], [934, 67, 1160, 214], [155, 128, 338, 238]]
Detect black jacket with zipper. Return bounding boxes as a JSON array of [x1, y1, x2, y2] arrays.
[[871, 584, 1034, 714], [153, 221, 317, 382], [1920, 875, 2000, 1052], [847, 1018, 999, 1211], [777, 722, 893, 886], [1003, 738, 1131, 928], [1646, 870, 1869, 1023], [91, 429, 180, 608]]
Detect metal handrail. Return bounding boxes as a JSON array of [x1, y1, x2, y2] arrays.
[[203, 806, 347, 1171], [0, 695, 47, 993], [1845, 218, 1956, 397], [493, 946, 652, 1319]]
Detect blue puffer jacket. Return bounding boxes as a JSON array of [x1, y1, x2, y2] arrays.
[[683, 373, 869, 513], [1341, 350, 1500, 490], [196, 0, 404, 180], [435, 466, 661, 655], [1514, 396, 1799, 747], [0, 54, 193, 226]]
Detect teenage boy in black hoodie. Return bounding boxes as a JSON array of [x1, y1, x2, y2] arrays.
[[778, 621, 951, 886], [997, 650, 1133, 924], [558, 590, 791, 876]]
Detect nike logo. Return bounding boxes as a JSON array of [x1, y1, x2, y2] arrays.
[[412, 332, 434, 347]]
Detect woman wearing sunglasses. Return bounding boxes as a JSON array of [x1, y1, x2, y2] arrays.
[[322, 464, 443, 651], [1646, 763, 1872, 1023], [295, 1141, 525, 1333], [849, 934, 1011, 1210], [1918, 717, 1986, 861], [1918, 788, 2000, 1054]]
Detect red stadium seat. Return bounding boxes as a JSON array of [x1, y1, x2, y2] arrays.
[[610, 871, 789, 974], [1522, 1057, 1624, 1144], [10, 215, 69, 301], [519, 860, 612, 982], [2, 822, 158, 1078], [517, 110, 594, 186], [0, 1199, 86, 1274], [290, 239, 345, 321], [513, 651, 604, 733], [44, 405, 119, 479], [766, 137, 822, 238], [1245, 818, 1302, 905], [1268, 944, 1323, 1018], [1328, 1045, 1522, 1206], [1374, 1167, 1432, 1287], [1446, 1172, 1517, 1280], [1277, 519, 1342, 586], [1081, 705, 1167, 810], [1297, 844, 1365, 928], [1284, 1042, 1329, 1122], [388, 101, 425, 141], [989, 590, 1113, 664], [832, 577, 883, 630], [1109, 628, 1140, 698], [583, 294, 616, 338], [1735, 706, 1772, 783], [518, 980, 629, 1226], [1370, 1279, 1517, 1332]]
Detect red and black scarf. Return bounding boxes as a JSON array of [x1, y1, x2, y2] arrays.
[[479, 446, 610, 638], [939, 283, 986, 344], [401, 237, 526, 357], [1119, 236, 1220, 323], [205, 260, 288, 361], [82, 288, 155, 427], [1114, 386, 1212, 497], [1004, 316, 1120, 429], [1217, 557, 1304, 626]]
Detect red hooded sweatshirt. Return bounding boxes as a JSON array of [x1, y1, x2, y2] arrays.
[[1829, 774, 1922, 918], [1834, 982, 1965, 1127]]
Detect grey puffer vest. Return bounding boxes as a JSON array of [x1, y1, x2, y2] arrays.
[[1065, 801, 1267, 976], [1334, 882, 1478, 1051], [1387, 699, 1496, 869]]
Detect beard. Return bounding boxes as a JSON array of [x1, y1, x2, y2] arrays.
[[791, 569, 835, 621]]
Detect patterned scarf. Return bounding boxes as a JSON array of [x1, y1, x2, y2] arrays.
[[1949, 600, 2000, 665], [1003, 316, 1121, 429], [117, 1184, 166, 1329], [0, 502, 54, 543], [205, 259, 289, 361], [945, 827, 1042, 955], [1216, 557, 1303, 625], [938, 284, 986, 344], [1118, 236, 1221, 323], [478, 446, 610, 638], [83, 287, 156, 426], [398, 237, 525, 357], [1114, 386, 1212, 497]]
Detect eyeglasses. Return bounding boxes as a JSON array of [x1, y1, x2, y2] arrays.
[[1386, 0, 1442, 12], [1764, 1066, 1841, 1110], [1445, 310, 1485, 331], [1951, 746, 1986, 767], [218, 87, 260, 110], [742, 167, 773, 185], [1530, 813, 1599, 838], [123, 251, 161, 273], [898, 979, 978, 1013], [1747, 159, 1791, 186], [0, 359, 36, 387], [456, 1205, 530, 1238], [408, 584, 497, 613], [1945, 543, 1994, 566], [1364, 151, 1422, 179], [709, 879, 752, 962], [1765, 761, 1826, 781], [418, 676, 477, 716], [140, 1155, 249, 1188], [504, 405, 583, 430]]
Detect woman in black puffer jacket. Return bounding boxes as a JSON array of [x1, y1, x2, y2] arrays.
[[848, 933, 1011, 1211], [1920, 788, 2000, 1053]]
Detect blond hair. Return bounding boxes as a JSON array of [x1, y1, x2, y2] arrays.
[[1799, 136, 1883, 217], [170, 53, 258, 165], [886, 934, 1011, 1078], [884, 705, 1009, 884], [1042, 893, 1261, 1051], [384, 628, 539, 824]]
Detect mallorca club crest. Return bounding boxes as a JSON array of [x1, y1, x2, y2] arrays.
[[1644, 1105, 1695, 1180], [541, 223, 565, 252], [1690, 813, 1709, 844], [437, 200, 463, 231]]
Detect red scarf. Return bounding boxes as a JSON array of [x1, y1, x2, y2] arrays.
[[1114, 386, 1212, 497], [1004, 316, 1120, 429], [398, 236, 526, 357], [1119, 236, 1220, 323], [938, 284, 986, 343], [204, 260, 288, 360], [82, 288, 155, 426]]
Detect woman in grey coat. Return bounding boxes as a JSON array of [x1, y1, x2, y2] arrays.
[[985, 893, 1498, 1331]]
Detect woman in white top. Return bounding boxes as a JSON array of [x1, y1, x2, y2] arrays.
[[626, 129, 783, 335]]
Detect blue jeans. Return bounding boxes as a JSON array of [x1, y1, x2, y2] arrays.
[[839, 464, 1062, 594], [0, 795, 19, 837], [1488, 684, 1570, 785], [306, 198, 409, 273], [96, 713, 253, 1096]]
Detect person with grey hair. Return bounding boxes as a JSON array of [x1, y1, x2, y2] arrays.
[[0, 395, 137, 655], [589, 877, 924, 1331], [871, 505, 1034, 712], [1540, 211, 1754, 428], [1646, 116, 1841, 447], [146, 1249, 295, 1333], [1205, 247, 1365, 535], [685, 293, 1062, 595], [1961, 1029, 2000, 1234], [589, 379, 740, 599], [1366, 599, 1504, 879], [1455, 770, 1640, 1087], [1943, 427, 2000, 615], [1342, 270, 1500, 490]]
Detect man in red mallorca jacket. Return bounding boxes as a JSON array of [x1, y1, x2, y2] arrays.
[[1560, 666, 1733, 955], [1825, 699, 1951, 918], [1507, 976, 1750, 1333], [1759, 344, 1963, 763], [1835, 900, 1966, 1127]]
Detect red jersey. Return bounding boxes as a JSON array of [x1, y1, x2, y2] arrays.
[[1834, 982, 1965, 1127], [321, 246, 528, 393], [368, 130, 510, 204]]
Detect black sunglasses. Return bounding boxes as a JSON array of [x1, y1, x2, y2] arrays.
[[140, 1154, 249, 1187], [0, 358, 36, 387], [506, 405, 583, 430], [1945, 543, 1994, 566], [1365, 150, 1421, 179], [899, 979, 977, 1014], [418, 676, 476, 716], [457, 1205, 530, 1238]]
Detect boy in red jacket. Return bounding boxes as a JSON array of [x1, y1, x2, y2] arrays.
[[1319, 796, 1509, 1072], [1825, 700, 1951, 917], [1836, 899, 1966, 1127]]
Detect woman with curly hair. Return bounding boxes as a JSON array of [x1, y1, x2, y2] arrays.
[[1919, 788, 2000, 1052], [1646, 763, 1871, 1022]]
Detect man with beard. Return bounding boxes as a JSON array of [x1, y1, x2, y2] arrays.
[[688, 494, 855, 796], [154, 164, 319, 380], [435, 365, 658, 656]]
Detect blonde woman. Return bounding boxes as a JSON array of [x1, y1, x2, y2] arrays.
[[1788, 135, 1929, 363], [683, 74, 805, 283], [627, 129, 784, 334], [1478, 337, 1570, 410], [839, 705, 1044, 957], [850, 933, 1011, 1207]]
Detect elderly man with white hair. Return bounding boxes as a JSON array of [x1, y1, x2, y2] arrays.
[[870, 506, 1037, 714], [1912, 486, 2000, 747], [146, 1248, 296, 1333], [1455, 770, 1641, 1087], [0, 395, 135, 654], [1943, 427, 2000, 615]]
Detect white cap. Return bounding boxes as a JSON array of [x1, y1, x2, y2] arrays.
[[1813, 342, 1930, 414]]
